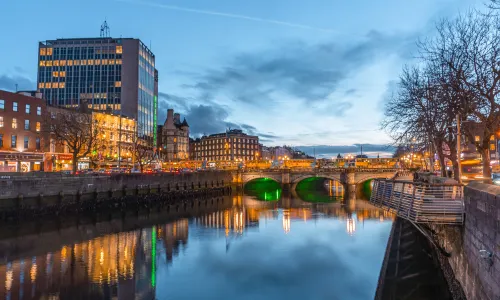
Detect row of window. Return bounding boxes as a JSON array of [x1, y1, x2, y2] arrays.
[[0, 100, 42, 115], [196, 150, 257, 156], [194, 156, 256, 161], [200, 138, 257, 145], [0, 134, 41, 150], [39, 59, 123, 67], [195, 144, 258, 150], [0, 117, 41, 132], [38, 81, 120, 89]]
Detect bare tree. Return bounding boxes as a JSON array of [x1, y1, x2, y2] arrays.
[[131, 125, 154, 172], [421, 11, 500, 181], [43, 107, 100, 173]]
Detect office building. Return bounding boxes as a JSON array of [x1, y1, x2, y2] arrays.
[[191, 129, 259, 162], [160, 109, 189, 161], [37, 37, 158, 146]]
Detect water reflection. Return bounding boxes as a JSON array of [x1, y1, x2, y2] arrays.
[[0, 190, 393, 300]]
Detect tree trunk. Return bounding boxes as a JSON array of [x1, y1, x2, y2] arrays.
[[72, 152, 78, 174], [481, 148, 492, 183], [435, 143, 447, 177]]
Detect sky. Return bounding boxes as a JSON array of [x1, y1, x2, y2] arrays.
[[0, 0, 484, 154]]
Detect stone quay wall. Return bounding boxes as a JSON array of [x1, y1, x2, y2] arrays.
[[431, 181, 500, 300], [0, 171, 233, 214]]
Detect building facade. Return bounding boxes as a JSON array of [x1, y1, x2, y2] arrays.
[[191, 129, 259, 162], [37, 37, 158, 146], [160, 109, 189, 161], [0, 90, 47, 172]]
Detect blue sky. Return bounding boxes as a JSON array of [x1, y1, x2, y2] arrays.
[[0, 0, 483, 148]]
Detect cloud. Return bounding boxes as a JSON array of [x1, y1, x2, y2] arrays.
[[116, 0, 337, 33], [0, 74, 36, 92], [297, 144, 395, 158], [182, 30, 416, 111]]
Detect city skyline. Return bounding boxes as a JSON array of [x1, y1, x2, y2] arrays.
[[0, 0, 484, 147]]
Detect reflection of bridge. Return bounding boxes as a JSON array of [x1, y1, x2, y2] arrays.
[[233, 168, 403, 194]]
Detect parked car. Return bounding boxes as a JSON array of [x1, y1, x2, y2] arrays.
[[97, 168, 108, 174], [130, 168, 141, 174]]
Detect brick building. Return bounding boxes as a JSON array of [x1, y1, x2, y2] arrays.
[[190, 129, 259, 162], [160, 109, 189, 161], [0, 90, 47, 172]]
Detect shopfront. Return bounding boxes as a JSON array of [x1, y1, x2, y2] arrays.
[[0, 152, 45, 172], [44, 153, 73, 172]]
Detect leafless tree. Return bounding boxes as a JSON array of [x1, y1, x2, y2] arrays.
[[131, 125, 154, 172], [421, 11, 500, 180], [43, 107, 100, 173]]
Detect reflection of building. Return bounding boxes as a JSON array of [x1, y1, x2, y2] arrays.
[[159, 219, 189, 262], [0, 229, 157, 300], [0, 90, 46, 172], [37, 37, 158, 146], [160, 109, 189, 161], [195, 207, 259, 235], [191, 129, 259, 162]]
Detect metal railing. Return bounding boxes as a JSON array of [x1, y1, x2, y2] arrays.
[[370, 179, 464, 225]]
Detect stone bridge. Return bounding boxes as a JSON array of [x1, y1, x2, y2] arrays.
[[233, 168, 404, 194]]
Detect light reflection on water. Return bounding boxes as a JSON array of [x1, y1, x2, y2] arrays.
[[0, 191, 393, 300]]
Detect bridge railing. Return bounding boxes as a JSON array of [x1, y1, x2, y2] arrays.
[[370, 179, 464, 225]]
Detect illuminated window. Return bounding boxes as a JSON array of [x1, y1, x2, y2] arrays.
[[81, 60, 87, 66], [60, 60, 66, 66], [38, 82, 44, 88], [88, 59, 93, 65], [39, 48, 46, 56], [95, 60, 101, 65], [36, 122, 41, 132], [116, 59, 122, 65], [46, 61, 53, 67], [52, 71, 59, 77], [37, 107, 41, 115], [475, 136, 480, 142], [115, 81, 122, 87], [39, 61, 46, 67], [59, 82, 65, 88], [25, 119, 30, 130], [116, 46, 123, 54], [52, 82, 58, 88], [13, 102, 18, 112], [0, 117, 3, 127], [53, 60, 59, 66], [60, 71, 66, 77], [102, 59, 107, 65], [25, 104, 30, 114], [46, 48, 53, 55], [12, 118, 17, 129], [67, 60, 73, 66]]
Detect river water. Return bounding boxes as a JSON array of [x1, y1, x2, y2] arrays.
[[0, 182, 393, 300]]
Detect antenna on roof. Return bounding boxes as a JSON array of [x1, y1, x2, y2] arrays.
[[100, 20, 110, 38]]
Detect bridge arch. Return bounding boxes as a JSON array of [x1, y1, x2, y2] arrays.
[[290, 174, 343, 191], [242, 174, 282, 185]]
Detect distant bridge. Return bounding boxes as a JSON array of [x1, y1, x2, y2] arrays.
[[232, 168, 406, 193]]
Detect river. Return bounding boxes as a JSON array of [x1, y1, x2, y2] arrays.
[[0, 180, 394, 300]]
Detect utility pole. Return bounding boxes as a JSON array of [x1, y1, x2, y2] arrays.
[[456, 114, 462, 183]]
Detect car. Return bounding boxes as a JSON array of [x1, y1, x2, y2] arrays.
[[492, 173, 500, 185], [130, 168, 141, 174], [110, 168, 121, 174], [97, 168, 108, 174]]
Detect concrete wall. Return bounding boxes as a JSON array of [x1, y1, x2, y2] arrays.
[[432, 181, 500, 300]]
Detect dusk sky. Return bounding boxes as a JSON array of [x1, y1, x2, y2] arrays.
[[0, 0, 484, 149]]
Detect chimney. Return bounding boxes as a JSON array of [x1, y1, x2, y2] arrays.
[[166, 109, 174, 128]]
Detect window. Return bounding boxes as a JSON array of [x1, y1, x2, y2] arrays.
[[39, 48, 46, 56], [25, 120, 30, 130], [0, 134, 3, 148], [0, 117, 3, 128], [36, 122, 40, 132], [490, 143, 496, 151], [13, 102, 18, 112], [37, 107, 41, 115], [36, 137, 40, 150], [24, 136, 29, 149], [11, 135, 16, 148], [116, 45, 123, 54], [0, 99, 4, 109], [475, 136, 480, 142], [12, 118, 17, 129], [115, 81, 122, 87], [26, 104, 30, 114]]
